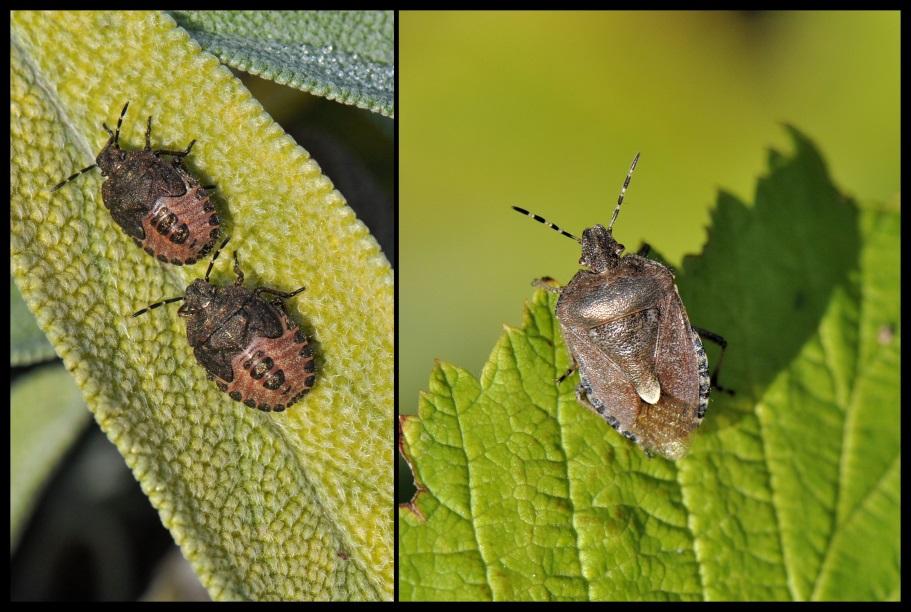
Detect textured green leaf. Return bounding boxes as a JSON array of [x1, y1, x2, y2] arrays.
[[10, 275, 57, 366], [171, 11, 394, 118], [11, 11, 392, 601], [399, 129, 899, 601], [10, 364, 91, 552]]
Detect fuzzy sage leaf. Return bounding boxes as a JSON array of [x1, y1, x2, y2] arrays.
[[171, 10, 394, 118]]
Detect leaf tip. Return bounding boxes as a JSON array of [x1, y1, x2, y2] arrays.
[[398, 499, 426, 523]]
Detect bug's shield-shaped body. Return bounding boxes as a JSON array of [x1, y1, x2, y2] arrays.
[[101, 150, 218, 265], [556, 226, 710, 460], [178, 281, 315, 412]]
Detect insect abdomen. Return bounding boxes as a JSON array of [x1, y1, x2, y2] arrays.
[[138, 179, 219, 265], [217, 317, 316, 412]]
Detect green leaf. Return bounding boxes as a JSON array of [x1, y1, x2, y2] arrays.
[[11, 11, 392, 601], [399, 129, 899, 601], [171, 11, 394, 118], [10, 364, 91, 552], [10, 275, 57, 366]]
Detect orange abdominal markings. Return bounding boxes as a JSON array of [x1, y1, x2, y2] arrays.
[[140, 187, 214, 263], [223, 320, 314, 410]]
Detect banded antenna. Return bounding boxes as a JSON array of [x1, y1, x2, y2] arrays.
[[131, 237, 231, 318], [512, 152, 640, 240], [51, 102, 130, 192], [511, 206, 579, 242], [607, 152, 640, 231]]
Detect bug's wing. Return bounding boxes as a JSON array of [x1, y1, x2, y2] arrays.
[[193, 345, 235, 382], [588, 308, 662, 403], [102, 179, 148, 240], [190, 289, 255, 382], [631, 288, 703, 459], [566, 320, 643, 433], [557, 268, 666, 405], [101, 156, 188, 240], [240, 297, 285, 340], [652, 288, 701, 409], [136, 155, 188, 198], [195, 312, 248, 382], [558, 266, 703, 460], [567, 317, 699, 460]]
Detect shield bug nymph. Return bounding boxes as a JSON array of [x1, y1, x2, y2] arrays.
[[513, 153, 730, 460], [52, 101, 220, 265], [132, 237, 316, 412]]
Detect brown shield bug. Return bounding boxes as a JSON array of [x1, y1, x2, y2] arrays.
[[132, 238, 316, 412], [52, 101, 220, 265], [512, 153, 731, 460]]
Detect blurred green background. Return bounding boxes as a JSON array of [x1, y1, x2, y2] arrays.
[[398, 11, 899, 500]]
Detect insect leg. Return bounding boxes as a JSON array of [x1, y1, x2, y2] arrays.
[[575, 384, 592, 409], [637, 242, 651, 257], [155, 139, 196, 158], [532, 276, 562, 294], [255, 286, 306, 301], [205, 237, 231, 282], [145, 115, 153, 150], [692, 326, 734, 395], [232, 251, 245, 286], [556, 362, 577, 384]]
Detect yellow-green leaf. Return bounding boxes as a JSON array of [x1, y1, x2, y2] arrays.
[[11, 10, 392, 601]]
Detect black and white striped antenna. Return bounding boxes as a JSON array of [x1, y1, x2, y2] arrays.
[[511, 206, 580, 242], [607, 153, 640, 231]]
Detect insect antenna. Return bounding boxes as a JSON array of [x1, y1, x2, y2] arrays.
[[205, 237, 231, 282], [607, 152, 640, 231], [53, 103, 130, 192], [132, 296, 184, 318], [101, 101, 129, 143], [51, 164, 98, 191], [511, 206, 580, 242], [113, 101, 128, 145]]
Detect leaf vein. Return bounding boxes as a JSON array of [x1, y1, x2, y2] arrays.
[[545, 294, 592, 600], [440, 366, 494, 599]]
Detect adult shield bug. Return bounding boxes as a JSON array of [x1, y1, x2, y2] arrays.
[[52, 102, 220, 265], [132, 238, 316, 412], [513, 154, 730, 460]]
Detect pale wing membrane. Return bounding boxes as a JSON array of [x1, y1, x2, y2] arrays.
[[587, 308, 661, 404], [652, 289, 699, 408], [567, 323, 642, 434], [557, 266, 667, 405], [633, 288, 702, 459]]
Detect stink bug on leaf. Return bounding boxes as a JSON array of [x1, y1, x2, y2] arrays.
[[52, 101, 220, 265], [513, 153, 731, 460], [132, 238, 316, 412]]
